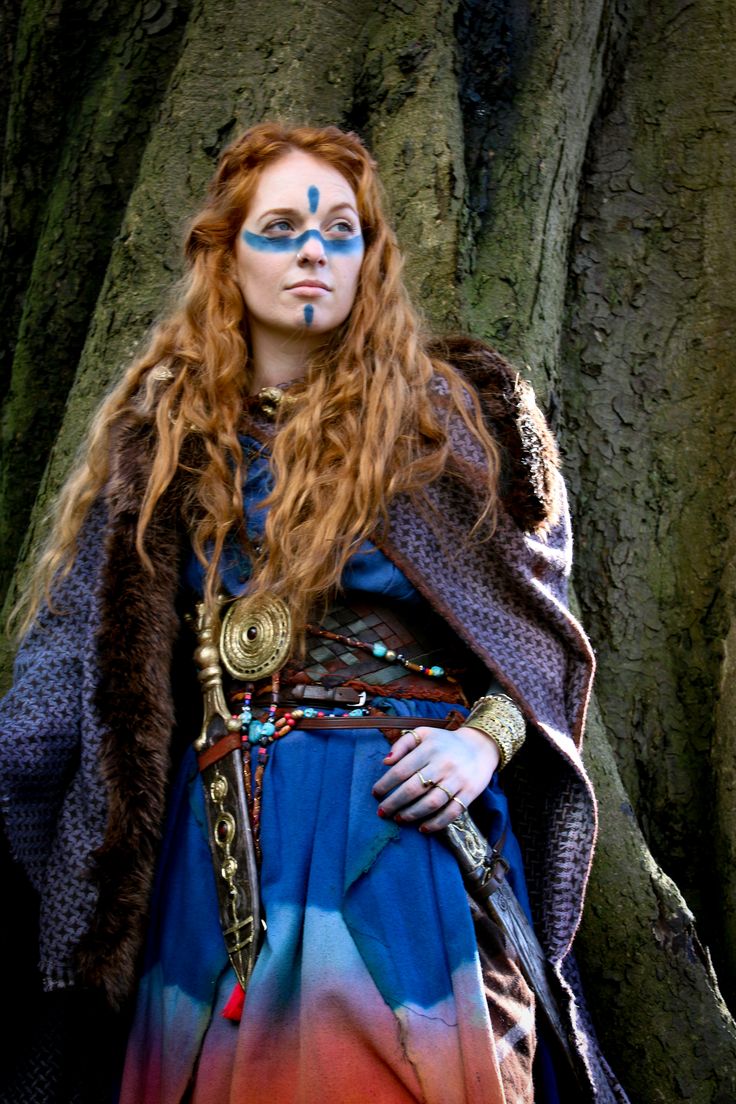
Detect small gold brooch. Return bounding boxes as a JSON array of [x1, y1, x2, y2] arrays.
[[255, 386, 298, 420]]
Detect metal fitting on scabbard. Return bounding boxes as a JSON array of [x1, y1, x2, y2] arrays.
[[464, 694, 526, 769]]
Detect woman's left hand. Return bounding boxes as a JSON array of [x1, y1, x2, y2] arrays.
[[371, 724, 500, 832]]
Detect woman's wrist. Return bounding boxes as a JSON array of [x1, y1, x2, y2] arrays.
[[464, 693, 526, 769]]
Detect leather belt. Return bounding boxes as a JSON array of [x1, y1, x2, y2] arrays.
[[295, 712, 464, 732], [198, 711, 466, 771]]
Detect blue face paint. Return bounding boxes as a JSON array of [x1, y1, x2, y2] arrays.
[[307, 185, 319, 213], [304, 304, 314, 325], [243, 228, 363, 255]]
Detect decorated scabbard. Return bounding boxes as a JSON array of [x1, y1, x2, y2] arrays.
[[442, 812, 582, 1083], [192, 599, 261, 991]]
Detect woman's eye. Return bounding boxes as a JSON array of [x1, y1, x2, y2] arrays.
[[265, 219, 293, 234], [330, 220, 357, 235]]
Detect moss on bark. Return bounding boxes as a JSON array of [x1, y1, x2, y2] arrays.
[[350, 0, 467, 328], [713, 499, 736, 1008], [0, 0, 192, 601], [0, 2, 19, 183]]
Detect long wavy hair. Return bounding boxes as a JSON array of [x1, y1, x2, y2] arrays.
[[19, 122, 501, 639]]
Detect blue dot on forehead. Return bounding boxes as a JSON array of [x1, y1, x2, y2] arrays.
[[307, 185, 319, 214]]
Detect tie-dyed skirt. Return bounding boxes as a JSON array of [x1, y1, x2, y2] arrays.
[[118, 699, 556, 1104]]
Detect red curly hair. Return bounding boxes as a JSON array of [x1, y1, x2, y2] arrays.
[[21, 122, 501, 638]]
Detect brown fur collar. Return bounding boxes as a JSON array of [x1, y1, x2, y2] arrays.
[[428, 336, 561, 532]]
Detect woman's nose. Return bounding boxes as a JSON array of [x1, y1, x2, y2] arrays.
[[296, 233, 327, 266]]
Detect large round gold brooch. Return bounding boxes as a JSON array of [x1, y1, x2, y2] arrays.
[[219, 593, 292, 680]]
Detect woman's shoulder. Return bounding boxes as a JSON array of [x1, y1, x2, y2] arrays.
[[427, 335, 562, 533]]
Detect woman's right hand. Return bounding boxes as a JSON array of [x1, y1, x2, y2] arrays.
[[371, 723, 499, 833]]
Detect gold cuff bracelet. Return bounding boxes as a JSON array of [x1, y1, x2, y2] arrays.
[[464, 693, 526, 769]]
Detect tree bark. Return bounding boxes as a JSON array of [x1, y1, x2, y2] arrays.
[[580, 654, 736, 1103], [714, 501, 736, 1009], [2, 1, 736, 1099], [0, 0, 192, 599], [560, 0, 736, 984], [459, 0, 634, 381]]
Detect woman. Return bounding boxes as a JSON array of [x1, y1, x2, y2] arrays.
[[0, 123, 626, 1103]]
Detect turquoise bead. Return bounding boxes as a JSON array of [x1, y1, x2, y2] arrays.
[[261, 721, 275, 737], [428, 665, 444, 677], [372, 643, 388, 658], [248, 721, 263, 744], [240, 707, 252, 724]]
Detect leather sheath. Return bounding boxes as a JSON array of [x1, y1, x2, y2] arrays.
[[443, 812, 583, 1085], [192, 601, 262, 991], [197, 715, 261, 990]]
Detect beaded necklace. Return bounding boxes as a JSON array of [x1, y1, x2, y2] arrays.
[[306, 623, 446, 680], [230, 673, 369, 863]]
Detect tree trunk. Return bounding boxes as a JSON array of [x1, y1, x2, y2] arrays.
[[2, 1, 735, 1099], [560, 0, 736, 992], [581, 663, 736, 1103], [714, 505, 736, 1007]]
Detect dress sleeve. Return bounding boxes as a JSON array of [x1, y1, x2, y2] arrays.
[[0, 499, 107, 893]]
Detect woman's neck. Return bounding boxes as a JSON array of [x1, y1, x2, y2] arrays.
[[248, 328, 322, 394]]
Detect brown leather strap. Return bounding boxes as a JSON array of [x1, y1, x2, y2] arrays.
[[297, 713, 464, 731], [198, 712, 466, 770], [197, 731, 241, 771]]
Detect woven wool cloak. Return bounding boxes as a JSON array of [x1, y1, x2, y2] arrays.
[[0, 340, 627, 1102]]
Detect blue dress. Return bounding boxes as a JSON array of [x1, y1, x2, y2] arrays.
[[118, 436, 559, 1104]]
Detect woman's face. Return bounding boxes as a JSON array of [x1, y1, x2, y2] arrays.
[[235, 150, 364, 347]]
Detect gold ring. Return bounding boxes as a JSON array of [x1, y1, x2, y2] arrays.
[[435, 783, 454, 802], [417, 771, 435, 789], [451, 794, 468, 811], [401, 728, 421, 748]]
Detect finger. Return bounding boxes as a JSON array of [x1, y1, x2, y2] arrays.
[[377, 770, 434, 816], [392, 786, 452, 823], [373, 738, 434, 797], [381, 728, 421, 766], [418, 793, 470, 833]]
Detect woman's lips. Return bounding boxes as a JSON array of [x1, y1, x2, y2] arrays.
[[286, 282, 331, 297]]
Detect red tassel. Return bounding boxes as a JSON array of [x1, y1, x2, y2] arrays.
[[221, 981, 246, 1022]]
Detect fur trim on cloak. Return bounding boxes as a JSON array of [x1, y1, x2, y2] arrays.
[[74, 424, 185, 1008], [428, 335, 561, 532]]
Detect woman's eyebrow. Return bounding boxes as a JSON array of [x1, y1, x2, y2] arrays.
[[256, 206, 299, 222]]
